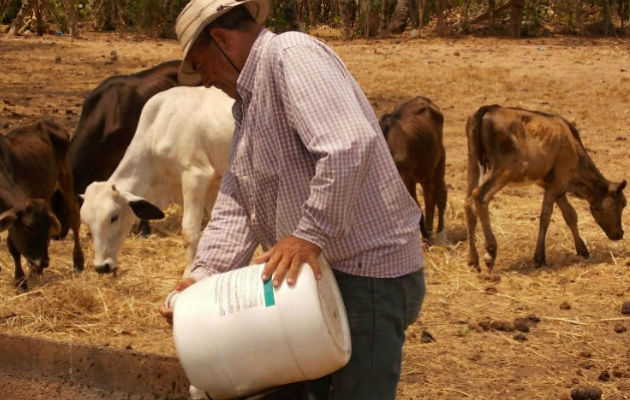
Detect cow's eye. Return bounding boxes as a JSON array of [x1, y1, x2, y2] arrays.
[[110, 215, 119, 223]]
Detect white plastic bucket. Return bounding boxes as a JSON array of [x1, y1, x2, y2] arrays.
[[168, 256, 351, 400]]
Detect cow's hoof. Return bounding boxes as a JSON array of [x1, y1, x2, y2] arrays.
[[468, 260, 481, 273], [14, 278, 28, 291], [95, 264, 116, 274], [483, 253, 495, 270], [576, 243, 590, 259], [74, 254, 85, 272], [534, 255, 546, 267]]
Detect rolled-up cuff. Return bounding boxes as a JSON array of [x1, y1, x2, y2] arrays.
[[188, 264, 217, 282]]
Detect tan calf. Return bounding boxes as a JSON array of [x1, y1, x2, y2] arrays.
[[465, 105, 626, 271]]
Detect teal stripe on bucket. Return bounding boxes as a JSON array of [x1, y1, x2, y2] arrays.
[[263, 278, 275, 307]]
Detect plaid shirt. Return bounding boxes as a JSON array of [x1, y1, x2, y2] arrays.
[[190, 29, 423, 281]]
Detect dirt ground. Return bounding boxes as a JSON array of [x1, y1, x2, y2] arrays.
[[0, 29, 629, 400]]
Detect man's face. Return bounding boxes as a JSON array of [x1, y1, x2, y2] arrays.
[[186, 34, 239, 98]]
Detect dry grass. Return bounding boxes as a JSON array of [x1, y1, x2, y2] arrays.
[[0, 30, 629, 399]]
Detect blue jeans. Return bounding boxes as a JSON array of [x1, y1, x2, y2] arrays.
[[306, 268, 426, 400]]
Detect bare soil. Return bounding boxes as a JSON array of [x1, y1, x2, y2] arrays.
[[0, 30, 629, 399]]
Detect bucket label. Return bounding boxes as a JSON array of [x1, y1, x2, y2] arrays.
[[263, 278, 275, 307], [212, 265, 275, 316]]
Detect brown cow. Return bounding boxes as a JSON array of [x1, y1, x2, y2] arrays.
[[464, 105, 626, 271], [0, 120, 84, 289], [379, 96, 448, 242]]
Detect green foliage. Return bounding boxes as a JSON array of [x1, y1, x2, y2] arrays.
[[523, 0, 553, 29], [2, 0, 628, 38], [0, 0, 21, 24], [266, 1, 290, 32]]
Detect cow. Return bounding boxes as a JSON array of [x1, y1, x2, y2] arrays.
[[0, 120, 84, 290], [379, 96, 448, 242], [464, 104, 626, 271], [80, 86, 234, 276], [53, 60, 182, 238]]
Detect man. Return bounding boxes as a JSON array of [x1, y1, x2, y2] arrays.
[[160, 1, 426, 398]]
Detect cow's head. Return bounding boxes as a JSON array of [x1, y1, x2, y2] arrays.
[[590, 180, 627, 240], [0, 199, 61, 274], [80, 182, 164, 274]]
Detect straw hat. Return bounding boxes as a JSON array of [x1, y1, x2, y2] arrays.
[[175, 0, 270, 86]]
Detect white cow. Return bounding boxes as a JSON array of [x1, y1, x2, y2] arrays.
[[80, 86, 234, 276]]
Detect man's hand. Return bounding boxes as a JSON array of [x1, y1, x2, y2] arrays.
[[159, 277, 196, 325], [254, 235, 321, 287]]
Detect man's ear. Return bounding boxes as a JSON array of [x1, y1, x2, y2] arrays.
[[209, 27, 231, 50]]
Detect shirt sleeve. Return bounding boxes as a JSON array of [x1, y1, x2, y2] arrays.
[[276, 43, 378, 250], [189, 167, 258, 281]]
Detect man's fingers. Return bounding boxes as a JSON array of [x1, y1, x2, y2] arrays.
[[307, 255, 322, 280], [253, 247, 274, 264], [261, 250, 280, 282], [159, 303, 173, 325], [175, 277, 196, 291], [286, 256, 303, 286], [272, 255, 292, 288]]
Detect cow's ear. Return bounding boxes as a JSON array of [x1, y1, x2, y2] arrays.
[[128, 200, 165, 220], [610, 180, 627, 194], [79, 194, 85, 200], [0, 210, 17, 232]]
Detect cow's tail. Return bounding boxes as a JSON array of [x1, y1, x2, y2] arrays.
[[467, 105, 498, 191]]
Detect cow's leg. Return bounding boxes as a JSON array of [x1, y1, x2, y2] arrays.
[[421, 181, 435, 240], [403, 175, 428, 240], [465, 161, 481, 270], [472, 169, 512, 271], [137, 219, 151, 238], [435, 182, 448, 243], [555, 194, 589, 259], [56, 164, 84, 272], [534, 188, 560, 266], [464, 196, 479, 270], [8, 238, 27, 290], [434, 156, 448, 242], [181, 170, 213, 277], [51, 189, 70, 240]]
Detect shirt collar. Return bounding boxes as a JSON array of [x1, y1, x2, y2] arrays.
[[236, 28, 275, 101]]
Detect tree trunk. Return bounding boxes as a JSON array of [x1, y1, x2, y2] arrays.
[[461, 0, 471, 33], [602, 0, 612, 35], [308, 0, 320, 27], [338, 0, 353, 39], [418, 0, 426, 28], [359, 0, 379, 38], [509, 0, 525, 37], [574, 0, 583, 35], [33, 0, 44, 35], [388, 0, 410, 34], [437, 0, 446, 36], [488, 0, 495, 34], [66, 0, 78, 36], [9, 0, 30, 35]]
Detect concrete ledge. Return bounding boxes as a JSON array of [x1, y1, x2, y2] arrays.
[[0, 332, 189, 399]]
